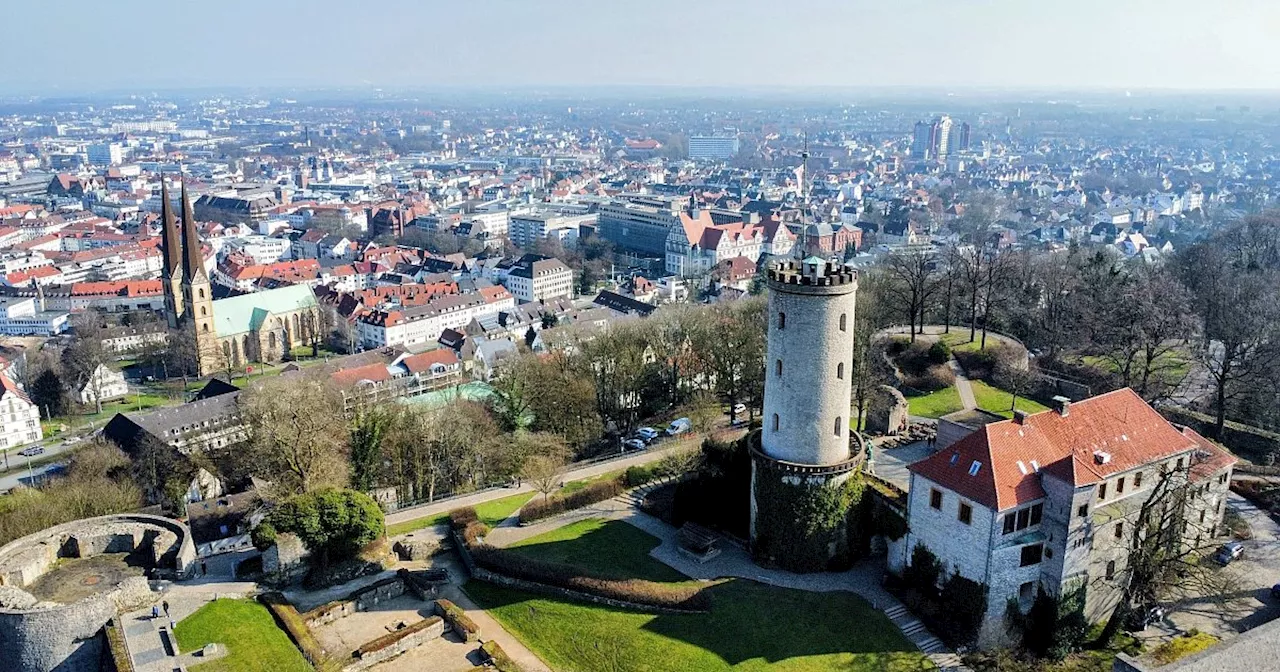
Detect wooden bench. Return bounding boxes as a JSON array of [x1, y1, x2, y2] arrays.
[[677, 522, 721, 563]]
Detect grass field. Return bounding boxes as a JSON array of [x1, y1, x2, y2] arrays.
[[174, 599, 311, 672], [467, 518, 929, 672], [558, 469, 625, 496], [970, 380, 1050, 419], [385, 490, 536, 537], [939, 332, 984, 353], [905, 386, 965, 418]]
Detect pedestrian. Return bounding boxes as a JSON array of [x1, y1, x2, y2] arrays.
[[151, 605, 160, 620], [162, 600, 170, 616], [200, 560, 208, 576]]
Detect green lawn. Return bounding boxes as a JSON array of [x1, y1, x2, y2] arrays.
[[467, 518, 929, 672], [385, 491, 536, 537], [174, 598, 311, 672], [970, 380, 1050, 419], [508, 517, 687, 583], [939, 332, 983, 353], [905, 386, 965, 418]]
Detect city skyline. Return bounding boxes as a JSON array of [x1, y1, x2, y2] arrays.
[[5, 0, 1279, 94]]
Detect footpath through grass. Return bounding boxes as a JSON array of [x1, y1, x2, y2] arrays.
[[467, 518, 928, 672], [174, 598, 311, 672], [905, 386, 964, 418], [385, 490, 535, 537], [970, 380, 1051, 419]]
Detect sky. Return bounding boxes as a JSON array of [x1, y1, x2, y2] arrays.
[[6, 0, 1280, 93]]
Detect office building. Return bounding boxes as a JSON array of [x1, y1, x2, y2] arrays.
[[688, 135, 740, 161]]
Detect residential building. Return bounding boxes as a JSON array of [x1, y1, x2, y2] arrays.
[[596, 197, 684, 256], [86, 143, 124, 167], [327, 348, 464, 410], [356, 288, 514, 349], [76, 363, 128, 405], [104, 384, 245, 455], [503, 255, 574, 303], [665, 209, 764, 277], [508, 211, 594, 248], [0, 374, 41, 451], [903, 389, 1236, 648]]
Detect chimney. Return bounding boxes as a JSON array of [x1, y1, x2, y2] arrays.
[[1052, 395, 1071, 417], [1012, 410, 1029, 425]]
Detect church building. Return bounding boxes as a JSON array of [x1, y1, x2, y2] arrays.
[[160, 178, 320, 376]]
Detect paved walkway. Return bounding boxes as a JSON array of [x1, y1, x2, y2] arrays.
[[947, 358, 977, 410], [121, 587, 253, 672]]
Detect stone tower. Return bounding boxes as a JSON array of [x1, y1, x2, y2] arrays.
[[178, 179, 222, 376], [158, 177, 185, 328], [750, 257, 864, 571]]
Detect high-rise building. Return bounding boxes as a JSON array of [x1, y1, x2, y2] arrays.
[[87, 142, 123, 166], [910, 121, 933, 159], [751, 258, 863, 571], [934, 115, 954, 160], [688, 135, 740, 160], [958, 122, 972, 151]]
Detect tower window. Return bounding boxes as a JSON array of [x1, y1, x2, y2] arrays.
[[776, 359, 782, 376], [777, 312, 785, 329], [199, 288, 204, 299], [834, 417, 842, 435], [200, 306, 206, 316], [772, 413, 779, 431], [1105, 560, 1116, 580], [837, 362, 844, 379], [202, 324, 209, 333], [839, 313, 847, 331]]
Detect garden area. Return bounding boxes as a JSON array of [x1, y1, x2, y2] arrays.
[[905, 386, 965, 418], [174, 598, 312, 672], [971, 380, 1049, 419], [385, 491, 536, 537], [466, 518, 929, 672]]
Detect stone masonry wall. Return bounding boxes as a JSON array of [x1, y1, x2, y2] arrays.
[[345, 616, 444, 671]]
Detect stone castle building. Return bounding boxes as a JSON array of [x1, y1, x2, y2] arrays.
[[160, 179, 319, 376], [750, 257, 864, 571]]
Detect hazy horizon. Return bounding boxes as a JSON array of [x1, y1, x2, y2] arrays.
[[6, 0, 1279, 94]]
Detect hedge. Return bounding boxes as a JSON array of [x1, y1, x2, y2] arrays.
[[354, 616, 443, 658], [449, 506, 479, 530], [470, 544, 711, 611], [435, 598, 480, 641], [481, 640, 521, 672], [258, 593, 338, 671], [624, 465, 660, 487], [461, 520, 490, 546], [104, 618, 134, 672], [518, 478, 625, 524]]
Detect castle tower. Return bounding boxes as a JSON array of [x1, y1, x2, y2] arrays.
[[179, 179, 222, 376], [159, 177, 185, 327], [750, 257, 863, 572]]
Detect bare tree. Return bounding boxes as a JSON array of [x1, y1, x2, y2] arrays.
[[881, 248, 941, 341], [238, 377, 349, 495], [522, 451, 567, 502]]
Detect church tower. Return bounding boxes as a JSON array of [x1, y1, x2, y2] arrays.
[[749, 257, 863, 572], [159, 177, 185, 327], [179, 179, 222, 376]]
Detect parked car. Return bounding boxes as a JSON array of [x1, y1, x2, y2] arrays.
[[1214, 542, 1245, 565], [62, 436, 82, 445], [732, 403, 747, 416], [635, 427, 660, 442], [622, 438, 647, 451], [666, 418, 691, 436], [18, 446, 44, 457]]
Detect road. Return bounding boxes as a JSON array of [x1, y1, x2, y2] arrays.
[[384, 429, 739, 527], [1160, 492, 1280, 640], [0, 434, 91, 492]]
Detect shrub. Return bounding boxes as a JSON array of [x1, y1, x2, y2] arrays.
[[928, 340, 952, 364], [938, 571, 987, 647], [434, 598, 480, 641], [1151, 631, 1217, 666], [519, 477, 625, 524], [904, 543, 943, 596], [355, 616, 442, 658], [624, 465, 659, 488], [471, 544, 711, 611], [903, 363, 955, 392], [461, 520, 489, 547], [448, 506, 479, 530]]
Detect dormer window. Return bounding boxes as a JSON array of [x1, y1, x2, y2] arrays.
[[968, 461, 982, 476]]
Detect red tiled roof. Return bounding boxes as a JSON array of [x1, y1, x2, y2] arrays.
[[0, 373, 31, 405], [1182, 427, 1238, 482], [909, 388, 1199, 511], [400, 349, 460, 373], [329, 362, 392, 388]]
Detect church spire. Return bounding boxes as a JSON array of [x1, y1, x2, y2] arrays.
[[180, 178, 205, 282], [160, 177, 182, 279]]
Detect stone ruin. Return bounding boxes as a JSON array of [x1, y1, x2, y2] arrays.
[[865, 384, 910, 436], [0, 513, 197, 672]]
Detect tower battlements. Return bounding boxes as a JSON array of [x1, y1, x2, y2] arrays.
[[766, 259, 857, 290]]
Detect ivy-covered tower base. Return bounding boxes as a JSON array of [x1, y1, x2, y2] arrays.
[[751, 258, 864, 572]]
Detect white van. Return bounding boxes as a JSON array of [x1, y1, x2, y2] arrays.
[[666, 418, 691, 436]]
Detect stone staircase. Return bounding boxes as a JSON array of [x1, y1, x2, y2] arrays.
[[882, 603, 969, 671]]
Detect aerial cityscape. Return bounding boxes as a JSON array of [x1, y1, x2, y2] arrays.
[[1, 3, 1279, 672]]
